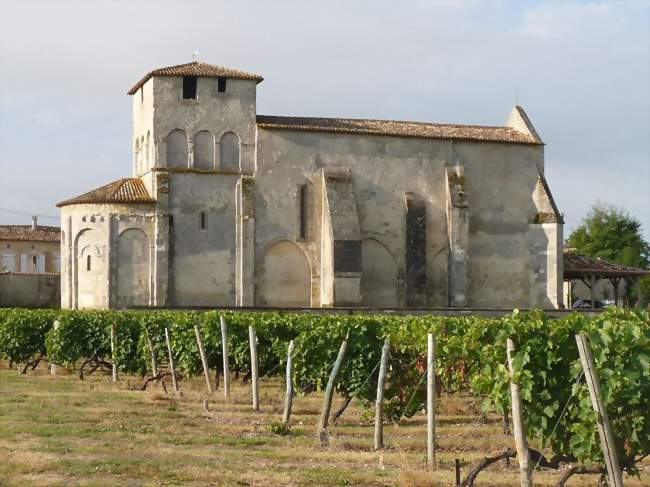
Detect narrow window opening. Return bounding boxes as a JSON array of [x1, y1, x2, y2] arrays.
[[217, 77, 227, 93], [32, 255, 37, 266], [86, 255, 91, 272], [299, 184, 309, 240], [183, 76, 198, 99], [168, 215, 174, 227], [199, 211, 207, 230], [140, 86, 143, 103]]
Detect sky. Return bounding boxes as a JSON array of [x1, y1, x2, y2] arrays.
[[0, 0, 648, 240]]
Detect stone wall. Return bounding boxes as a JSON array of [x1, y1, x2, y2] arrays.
[[0, 273, 60, 308], [60, 203, 157, 310], [0, 240, 60, 274], [254, 126, 559, 309]]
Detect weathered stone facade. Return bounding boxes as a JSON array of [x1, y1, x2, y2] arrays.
[[58, 61, 564, 310]]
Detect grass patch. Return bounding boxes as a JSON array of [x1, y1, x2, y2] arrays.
[[0, 364, 648, 486]]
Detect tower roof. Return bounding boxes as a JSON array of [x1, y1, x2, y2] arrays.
[[127, 61, 264, 95], [57, 178, 155, 207]]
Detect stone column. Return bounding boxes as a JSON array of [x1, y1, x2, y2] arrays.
[[236, 176, 255, 306], [153, 137, 160, 167], [321, 169, 362, 307], [65, 215, 73, 309], [106, 215, 116, 309], [153, 172, 170, 306], [187, 137, 194, 169], [445, 165, 469, 307]]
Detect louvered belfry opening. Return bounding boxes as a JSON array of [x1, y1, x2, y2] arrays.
[[183, 76, 198, 99]]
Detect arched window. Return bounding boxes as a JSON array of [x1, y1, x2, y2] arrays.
[[134, 138, 140, 173], [299, 183, 312, 240], [220, 132, 240, 172], [86, 255, 91, 272], [145, 131, 150, 164], [140, 136, 145, 171], [167, 129, 188, 167], [193, 131, 214, 170]]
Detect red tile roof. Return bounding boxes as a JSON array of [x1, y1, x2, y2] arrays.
[[127, 61, 264, 95], [0, 225, 60, 242], [564, 250, 650, 278], [256, 115, 541, 145], [57, 178, 156, 207]]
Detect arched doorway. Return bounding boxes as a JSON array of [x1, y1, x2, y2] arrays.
[[361, 238, 398, 307], [257, 241, 311, 307], [116, 228, 150, 308]]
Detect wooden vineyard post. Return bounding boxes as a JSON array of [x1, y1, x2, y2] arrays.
[[317, 338, 348, 445], [144, 328, 159, 380], [165, 328, 179, 394], [50, 320, 60, 375], [110, 324, 117, 382], [374, 337, 390, 450], [575, 334, 624, 487], [248, 326, 260, 412], [220, 316, 231, 400], [194, 325, 213, 395], [506, 338, 533, 487], [282, 340, 295, 426], [427, 333, 436, 469]]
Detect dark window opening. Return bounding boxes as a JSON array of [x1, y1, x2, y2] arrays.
[[199, 211, 207, 230], [32, 256, 37, 266], [86, 255, 91, 272], [299, 184, 309, 240], [168, 215, 174, 227], [217, 77, 227, 93], [334, 240, 361, 273], [140, 86, 143, 103], [183, 76, 198, 99], [405, 196, 427, 305]]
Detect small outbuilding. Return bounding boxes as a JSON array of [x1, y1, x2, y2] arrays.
[[563, 250, 649, 308]]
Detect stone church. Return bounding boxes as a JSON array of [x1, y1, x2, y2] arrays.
[[57, 61, 564, 310]]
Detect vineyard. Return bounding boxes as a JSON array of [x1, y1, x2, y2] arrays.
[[0, 307, 648, 486]]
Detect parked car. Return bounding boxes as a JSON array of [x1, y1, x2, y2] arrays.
[[571, 299, 607, 309]]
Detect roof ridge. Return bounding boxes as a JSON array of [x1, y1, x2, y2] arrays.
[[257, 114, 510, 130], [257, 114, 540, 145]]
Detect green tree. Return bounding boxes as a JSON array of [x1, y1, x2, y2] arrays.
[[567, 202, 649, 268], [640, 276, 650, 308]]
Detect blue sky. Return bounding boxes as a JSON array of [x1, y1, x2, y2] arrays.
[[0, 0, 648, 240]]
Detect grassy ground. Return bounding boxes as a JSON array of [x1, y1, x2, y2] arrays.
[[0, 363, 647, 486]]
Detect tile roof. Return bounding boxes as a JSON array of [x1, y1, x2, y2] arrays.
[[127, 61, 264, 95], [57, 178, 156, 207], [0, 225, 60, 242], [564, 250, 650, 278], [256, 115, 542, 145]]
